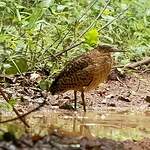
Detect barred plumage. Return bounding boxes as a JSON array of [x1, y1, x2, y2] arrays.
[[50, 45, 120, 111]]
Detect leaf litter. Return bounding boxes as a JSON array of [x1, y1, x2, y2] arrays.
[[0, 70, 150, 150]]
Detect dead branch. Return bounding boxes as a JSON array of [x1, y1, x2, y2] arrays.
[[125, 57, 150, 69], [0, 86, 30, 127], [54, 41, 84, 58], [0, 100, 46, 124]]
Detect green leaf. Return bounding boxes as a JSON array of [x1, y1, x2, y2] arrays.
[[8, 98, 17, 107], [84, 29, 99, 46], [57, 5, 68, 12], [0, 102, 12, 111], [39, 0, 54, 8], [0, 2, 6, 7], [27, 7, 44, 29], [38, 79, 50, 90], [103, 9, 111, 15], [4, 57, 28, 75], [16, 9, 21, 22]]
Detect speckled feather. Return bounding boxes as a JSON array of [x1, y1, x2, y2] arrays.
[[50, 47, 112, 95]]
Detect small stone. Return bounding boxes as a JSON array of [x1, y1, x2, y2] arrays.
[[145, 96, 150, 103]]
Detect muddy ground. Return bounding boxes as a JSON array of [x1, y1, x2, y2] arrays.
[[0, 69, 150, 150], [0, 130, 150, 150]]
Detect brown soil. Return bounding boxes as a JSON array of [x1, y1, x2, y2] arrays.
[[0, 71, 150, 150], [49, 71, 150, 112]]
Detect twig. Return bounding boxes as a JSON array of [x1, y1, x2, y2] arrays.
[[113, 65, 125, 69], [48, 1, 108, 59], [142, 68, 150, 73], [135, 78, 141, 92], [125, 57, 150, 69], [0, 100, 46, 124], [98, 8, 128, 31], [79, 0, 111, 38], [10, 58, 22, 75], [116, 76, 128, 88], [42, 25, 72, 57], [78, 0, 98, 22], [0, 86, 30, 127], [50, 3, 128, 58], [43, 25, 62, 54], [52, 0, 99, 57], [54, 41, 84, 57], [55, 30, 71, 49], [113, 57, 150, 70], [43, 38, 60, 55], [50, 0, 99, 58], [35, 24, 43, 50], [19, 139, 33, 148]]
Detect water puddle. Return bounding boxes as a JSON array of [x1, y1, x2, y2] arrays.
[[0, 109, 150, 140]]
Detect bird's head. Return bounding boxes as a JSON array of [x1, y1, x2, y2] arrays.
[[96, 44, 124, 53]]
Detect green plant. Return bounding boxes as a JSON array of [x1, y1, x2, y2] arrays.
[[0, 0, 149, 76]]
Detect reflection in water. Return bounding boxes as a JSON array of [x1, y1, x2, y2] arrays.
[[26, 110, 150, 140], [0, 110, 149, 140]]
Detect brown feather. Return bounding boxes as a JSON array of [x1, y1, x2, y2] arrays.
[[49, 44, 118, 111], [50, 48, 112, 95]]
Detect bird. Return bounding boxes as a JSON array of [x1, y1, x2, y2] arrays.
[[50, 44, 122, 112]]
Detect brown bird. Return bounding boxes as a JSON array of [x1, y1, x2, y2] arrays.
[[50, 45, 122, 112]]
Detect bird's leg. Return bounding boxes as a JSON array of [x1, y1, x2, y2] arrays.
[[74, 90, 77, 111], [81, 91, 86, 112]]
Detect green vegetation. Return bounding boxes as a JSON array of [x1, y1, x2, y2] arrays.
[[0, 0, 150, 76]]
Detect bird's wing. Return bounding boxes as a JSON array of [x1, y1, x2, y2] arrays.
[[55, 69, 93, 91], [76, 55, 112, 86], [73, 67, 94, 87], [50, 52, 112, 94], [54, 54, 92, 81], [50, 54, 93, 94], [56, 56, 111, 92]]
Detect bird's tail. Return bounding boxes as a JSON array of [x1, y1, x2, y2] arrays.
[[49, 81, 59, 95], [50, 78, 64, 95]]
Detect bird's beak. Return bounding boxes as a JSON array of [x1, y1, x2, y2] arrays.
[[110, 47, 126, 52]]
